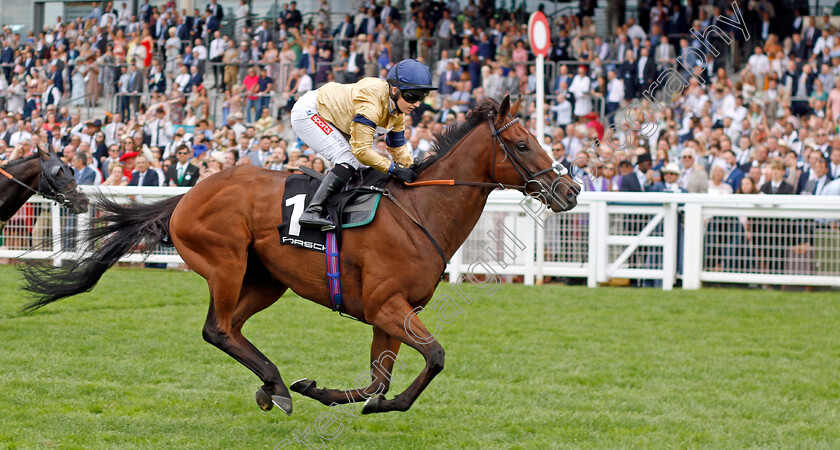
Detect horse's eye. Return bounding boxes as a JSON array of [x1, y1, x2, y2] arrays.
[[50, 166, 61, 177], [517, 142, 528, 152]]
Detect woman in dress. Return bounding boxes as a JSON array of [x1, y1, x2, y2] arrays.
[[495, 35, 513, 68], [278, 40, 298, 90], [512, 40, 528, 80], [164, 27, 181, 74], [72, 57, 87, 106], [263, 40, 280, 79], [85, 55, 100, 107], [6, 77, 26, 114], [140, 28, 153, 69]]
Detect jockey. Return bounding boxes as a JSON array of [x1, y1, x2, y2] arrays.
[[290, 59, 437, 230]]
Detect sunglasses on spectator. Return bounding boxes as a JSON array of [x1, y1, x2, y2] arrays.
[[682, 155, 693, 159], [400, 89, 429, 103], [177, 151, 190, 155]]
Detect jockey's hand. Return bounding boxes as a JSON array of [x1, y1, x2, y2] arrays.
[[389, 163, 416, 183]]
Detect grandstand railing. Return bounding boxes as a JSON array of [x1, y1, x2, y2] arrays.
[[2, 187, 839, 290]]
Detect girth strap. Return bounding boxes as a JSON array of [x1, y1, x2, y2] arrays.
[[363, 185, 448, 280]]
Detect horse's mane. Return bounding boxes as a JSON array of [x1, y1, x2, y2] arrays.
[[412, 98, 500, 174], [1, 154, 39, 169]]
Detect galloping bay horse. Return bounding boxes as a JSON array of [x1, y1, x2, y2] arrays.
[[22, 96, 579, 415], [1, 146, 90, 234]]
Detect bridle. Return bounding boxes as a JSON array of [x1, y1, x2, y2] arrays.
[[487, 114, 569, 205], [405, 113, 571, 207], [0, 154, 79, 208]]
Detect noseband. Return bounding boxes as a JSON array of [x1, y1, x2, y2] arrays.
[[38, 158, 78, 208]]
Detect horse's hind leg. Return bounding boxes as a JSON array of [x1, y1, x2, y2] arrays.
[[202, 263, 292, 414], [291, 326, 402, 406]]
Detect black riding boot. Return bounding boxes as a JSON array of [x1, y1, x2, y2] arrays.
[[298, 165, 353, 230]]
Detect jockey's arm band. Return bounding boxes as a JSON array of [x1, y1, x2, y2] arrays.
[[353, 114, 376, 129], [385, 130, 405, 147]]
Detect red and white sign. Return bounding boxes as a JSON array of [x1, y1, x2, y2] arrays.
[[528, 11, 551, 57], [310, 114, 333, 135]]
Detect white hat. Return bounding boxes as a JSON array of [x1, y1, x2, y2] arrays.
[[662, 163, 681, 175]]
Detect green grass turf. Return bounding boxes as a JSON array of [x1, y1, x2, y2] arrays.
[[0, 264, 839, 449]]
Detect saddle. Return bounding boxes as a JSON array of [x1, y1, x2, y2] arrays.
[[276, 167, 391, 321], [276, 167, 390, 253]]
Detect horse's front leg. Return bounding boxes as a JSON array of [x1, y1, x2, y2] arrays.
[[359, 294, 445, 414], [291, 326, 402, 406]]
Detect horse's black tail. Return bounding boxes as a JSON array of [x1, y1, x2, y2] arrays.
[[21, 193, 185, 311]]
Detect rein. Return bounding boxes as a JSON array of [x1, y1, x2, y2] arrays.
[[405, 116, 567, 195]]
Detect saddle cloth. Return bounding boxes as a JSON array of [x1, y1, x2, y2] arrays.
[[276, 168, 389, 252]]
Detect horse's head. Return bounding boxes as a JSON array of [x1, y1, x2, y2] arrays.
[[488, 95, 579, 212], [37, 146, 90, 214]]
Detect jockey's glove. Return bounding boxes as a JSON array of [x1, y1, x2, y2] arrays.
[[389, 163, 416, 183]]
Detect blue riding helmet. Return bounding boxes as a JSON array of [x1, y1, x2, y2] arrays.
[[386, 59, 438, 91]]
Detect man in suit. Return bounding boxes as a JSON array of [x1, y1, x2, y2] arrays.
[[548, 29, 572, 62], [791, 33, 808, 65], [165, 144, 200, 186], [619, 152, 653, 192], [380, 0, 400, 24], [551, 142, 572, 172], [185, 65, 203, 93], [357, 9, 377, 37], [247, 136, 272, 168], [284, 1, 302, 29], [145, 107, 173, 150], [333, 14, 355, 48], [678, 149, 709, 193], [256, 20, 274, 50], [612, 33, 631, 65], [636, 47, 656, 95], [117, 66, 133, 119], [128, 154, 160, 186], [803, 17, 818, 53], [41, 78, 62, 109], [72, 153, 96, 185], [2, 40, 15, 82], [436, 98, 456, 124], [439, 61, 459, 95], [828, 146, 840, 180], [206, 0, 223, 33], [723, 150, 745, 192], [654, 35, 676, 71], [760, 160, 795, 194], [802, 155, 833, 195], [344, 42, 365, 83], [140, 0, 152, 23]]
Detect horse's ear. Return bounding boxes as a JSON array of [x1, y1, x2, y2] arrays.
[[511, 96, 521, 116], [36, 145, 50, 161], [498, 95, 510, 120]]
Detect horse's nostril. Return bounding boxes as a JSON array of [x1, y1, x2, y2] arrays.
[[566, 190, 576, 202]]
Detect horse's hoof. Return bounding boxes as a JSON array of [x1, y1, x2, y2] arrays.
[[272, 395, 293, 415], [290, 378, 316, 394], [255, 387, 273, 411], [362, 394, 383, 415]]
